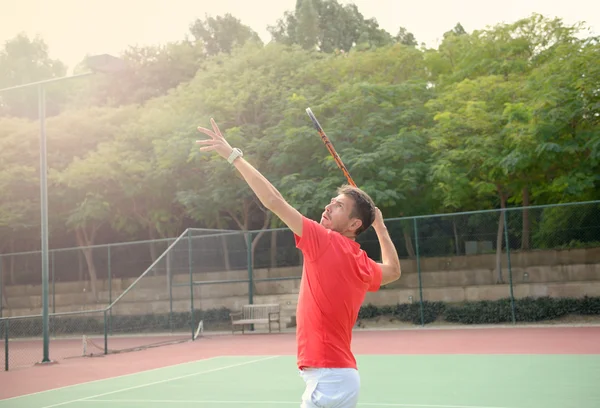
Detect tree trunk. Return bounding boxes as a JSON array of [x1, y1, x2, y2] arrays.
[[403, 228, 416, 259], [9, 240, 16, 284], [453, 219, 460, 256], [521, 186, 530, 250], [270, 229, 278, 268], [148, 227, 160, 276], [0, 256, 9, 309], [216, 214, 231, 271], [495, 188, 508, 284], [76, 227, 99, 302], [250, 212, 273, 270], [149, 227, 158, 262], [78, 249, 84, 281]]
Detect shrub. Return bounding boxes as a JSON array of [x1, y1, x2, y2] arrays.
[[357, 296, 600, 326]]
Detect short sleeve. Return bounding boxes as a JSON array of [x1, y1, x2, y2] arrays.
[[367, 258, 382, 292], [294, 216, 331, 260]]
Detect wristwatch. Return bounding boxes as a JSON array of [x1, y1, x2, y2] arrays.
[[227, 147, 243, 164]]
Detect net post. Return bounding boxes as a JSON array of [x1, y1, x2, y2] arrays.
[[503, 209, 516, 324], [103, 309, 108, 355], [188, 230, 195, 340], [413, 218, 425, 326]]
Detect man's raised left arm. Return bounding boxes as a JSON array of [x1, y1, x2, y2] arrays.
[[372, 208, 401, 286]]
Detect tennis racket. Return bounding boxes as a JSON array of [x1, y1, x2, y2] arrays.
[[306, 107, 357, 187]]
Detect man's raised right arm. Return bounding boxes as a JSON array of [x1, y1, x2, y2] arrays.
[[196, 118, 304, 237], [232, 156, 304, 237]]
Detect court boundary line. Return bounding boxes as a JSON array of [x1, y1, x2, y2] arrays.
[[79, 399, 517, 408], [38, 355, 280, 408], [1, 354, 275, 402]]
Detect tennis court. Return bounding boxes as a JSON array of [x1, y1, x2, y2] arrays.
[[2, 327, 600, 408]]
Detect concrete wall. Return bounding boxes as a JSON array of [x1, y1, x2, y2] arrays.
[[2, 248, 599, 326]]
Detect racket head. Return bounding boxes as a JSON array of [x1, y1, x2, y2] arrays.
[[306, 108, 323, 132]]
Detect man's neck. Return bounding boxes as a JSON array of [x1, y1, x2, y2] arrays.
[[341, 232, 357, 240]]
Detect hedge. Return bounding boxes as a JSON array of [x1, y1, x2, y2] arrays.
[[0, 306, 232, 339], [3, 296, 599, 338], [358, 296, 600, 325]]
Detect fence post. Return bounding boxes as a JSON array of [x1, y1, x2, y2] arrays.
[[413, 218, 425, 326], [51, 251, 55, 314], [107, 246, 112, 334], [0, 256, 3, 318], [167, 240, 173, 332], [103, 310, 108, 355], [51, 251, 55, 339], [247, 232, 254, 306], [4, 319, 8, 371], [503, 210, 516, 324], [188, 230, 195, 340]]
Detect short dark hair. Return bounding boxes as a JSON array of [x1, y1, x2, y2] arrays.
[[337, 184, 376, 236]]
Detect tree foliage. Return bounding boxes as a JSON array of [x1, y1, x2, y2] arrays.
[[1, 11, 599, 290]]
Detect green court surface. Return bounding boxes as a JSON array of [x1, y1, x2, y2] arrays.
[[2, 354, 599, 408]]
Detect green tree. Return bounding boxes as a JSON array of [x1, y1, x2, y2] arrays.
[[269, 0, 393, 52], [50, 106, 139, 299], [0, 33, 68, 118], [189, 13, 262, 56]]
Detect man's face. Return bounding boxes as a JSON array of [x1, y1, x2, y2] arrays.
[[320, 194, 361, 237]]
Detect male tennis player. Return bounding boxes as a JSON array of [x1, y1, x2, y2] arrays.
[[197, 119, 401, 408]]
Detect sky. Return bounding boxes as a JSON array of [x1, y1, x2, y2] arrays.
[[1, 0, 598, 72]]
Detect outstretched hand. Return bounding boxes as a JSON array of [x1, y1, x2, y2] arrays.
[[196, 118, 233, 160]]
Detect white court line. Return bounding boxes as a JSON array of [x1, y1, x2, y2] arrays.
[[1, 355, 223, 402], [39, 356, 279, 408], [80, 400, 517, 408]]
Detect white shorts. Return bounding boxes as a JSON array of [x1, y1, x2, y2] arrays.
[[299, 367, 361, 408]]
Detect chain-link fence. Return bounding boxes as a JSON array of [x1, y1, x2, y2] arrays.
[[354, 201, 600, 327], [2, 201, 600, 370], [0, 309, 106, 370]]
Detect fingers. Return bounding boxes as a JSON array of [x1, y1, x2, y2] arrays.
[[210, 118, 222, 137], [196, 119, 224, 156], [197, 126, 218, 138]]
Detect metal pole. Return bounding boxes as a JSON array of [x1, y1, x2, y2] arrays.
[[0, 72, 94, 92], [107, 246, 112, 334], [4, 319, 8, 371], [39, 85, 50, 363], [0, 256, 3, 318], [188, 231, 194, 339], [503, 210, 516, 324], [51, 251, 55, 339], [51, 251, 55, 314], [168, 242, 173, 332], [103, 310, 108, 355], [247, 232, 253, 305], [413, 218, 425, 326]]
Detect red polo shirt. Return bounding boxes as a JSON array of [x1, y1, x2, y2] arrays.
[[294, 216, 382, 370]]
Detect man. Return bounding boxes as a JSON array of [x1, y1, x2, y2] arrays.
[[197, 119, 401, 408]]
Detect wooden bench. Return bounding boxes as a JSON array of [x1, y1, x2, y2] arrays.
[[229, 304, 281, 334]]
